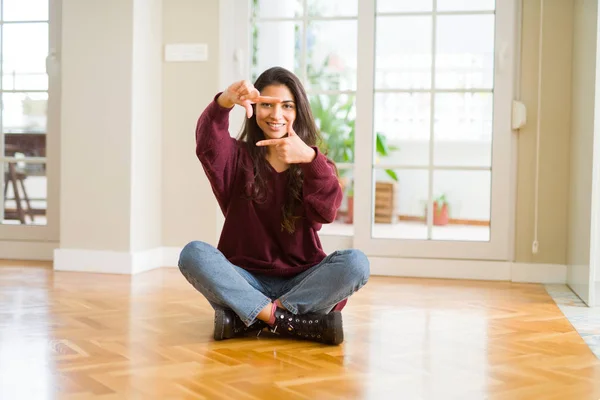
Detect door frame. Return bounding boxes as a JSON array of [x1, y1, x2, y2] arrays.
[[225, 0, 520, 263], [352, 0, 520, 261]]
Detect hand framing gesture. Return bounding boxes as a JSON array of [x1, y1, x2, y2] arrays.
[[256, 117, 316, 164], [218, 80, 281, 118]]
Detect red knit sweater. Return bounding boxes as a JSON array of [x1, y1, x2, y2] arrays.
[[195, 94, 343, 277]]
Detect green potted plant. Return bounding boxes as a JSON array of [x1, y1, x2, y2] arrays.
[[432, 194, 449, 226]]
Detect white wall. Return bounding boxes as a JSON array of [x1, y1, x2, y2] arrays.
[[591, 0, 600, 306], [57, 0, 165, 272], [131, 0, 162, 252], [567, 0, 597, 305], [516, 0, 573, 265], [60, 0, 134, 252], [161, 0, 220, 249]]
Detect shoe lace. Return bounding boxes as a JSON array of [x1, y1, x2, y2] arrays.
[[275, 313, 324, 340]]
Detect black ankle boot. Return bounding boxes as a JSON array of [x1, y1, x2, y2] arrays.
[[213, 309, 267, 340], [269, 309, 344, 345]]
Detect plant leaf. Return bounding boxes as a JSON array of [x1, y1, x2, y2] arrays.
[[385, 169, 398, 181]]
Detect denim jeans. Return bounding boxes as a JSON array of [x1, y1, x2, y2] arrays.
[[178, 241, 370, 326]]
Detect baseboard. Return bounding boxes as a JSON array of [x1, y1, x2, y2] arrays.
[[510, 263, 567, 284], [54, 247, 164, 275], [132, 247, 165, 274], [369, 257, 511, 281], [50, 245, 568, 283], [371, 258, 566, 283], [162, 246, 182, 268]]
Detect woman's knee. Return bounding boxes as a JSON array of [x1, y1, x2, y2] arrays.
[[178, 240, 213, 272], [337, 249, 370, 285]]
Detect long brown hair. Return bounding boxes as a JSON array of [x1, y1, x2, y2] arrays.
[[238, 67, 321, 233]]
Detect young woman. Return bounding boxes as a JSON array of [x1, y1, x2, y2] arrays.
[[178, 67, 370, 345]]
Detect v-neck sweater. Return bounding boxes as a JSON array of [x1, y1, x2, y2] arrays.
[[194, 94, 343, 277]]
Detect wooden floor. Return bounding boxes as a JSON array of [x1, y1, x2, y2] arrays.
[[2, 262, 600, 399]]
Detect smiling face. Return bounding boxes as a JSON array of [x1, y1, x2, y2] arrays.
[[255, 84, 297, 140]]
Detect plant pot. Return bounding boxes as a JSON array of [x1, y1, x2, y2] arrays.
[[433, 201, 448, 226], [346, 195, 354, 224]]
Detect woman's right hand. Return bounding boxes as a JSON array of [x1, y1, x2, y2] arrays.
[[218, 80, 280, 118]]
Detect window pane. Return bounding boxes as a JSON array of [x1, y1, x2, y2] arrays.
[[372, 169, 428, 240], [252, 21, 302, 83], [307, 21, 357, 91], [437, 0, 495, 12], [433, 93, 493, 167], [3, 93, 47, 137], [431, 170, 490, 242], [308, 0, 357, 17], [252, 0, 302, 19], [375, 16, 432, 90], [312, 94, 355, 164], [3, 23, 48, 90], [3, 162, 46, 225], [3, 0, 48, 21], [370, 169, 491, 241], [436, 15, 495, 89], [377, 0, 432, 13], [374, 92, 430, 167]]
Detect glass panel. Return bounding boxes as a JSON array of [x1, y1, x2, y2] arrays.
[[3, 162, 46, 225], [312, 94, 356, 164], [374, 92, 430, 167], [372, 169, 428, 239], [377, 0, 433, 13], [3, 0, 49, 21], [375, 16, 432, 90], [3, 23, 48, 90], [307, 21, 357, 91], [3, 92, 47, 137], [433, 93, 492, 167], [252, 21, 302, 83], [436, 15, 495, 90], [252, 0, 302, 19], [431, 170, 490, 241], [308, 0, 357, 17], [5, 132, 45, 158], [437, 0, 495, 12], [320, 168, 354, 235]]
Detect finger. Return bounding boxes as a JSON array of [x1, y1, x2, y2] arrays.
[[242, 94, 281, 104], [254, 95, 282, 103], [243, 100, 253, 118], [286, 119, 296, 136], [228, 81, 244, 93], [230, 81, 248, 99], [239, 87, 259, 100], [236, 82, 254, 100], [256, 139, 283, 147]]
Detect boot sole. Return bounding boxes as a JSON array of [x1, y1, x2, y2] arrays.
[[214, 309, 233, 341], [327, 311, 344, 345]]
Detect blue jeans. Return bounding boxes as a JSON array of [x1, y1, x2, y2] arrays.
[[178, 241, 370, 326]]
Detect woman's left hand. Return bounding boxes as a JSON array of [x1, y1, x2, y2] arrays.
[[256, 119, 316, 164]]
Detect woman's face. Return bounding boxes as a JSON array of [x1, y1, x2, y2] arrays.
[[255, 84, 297, 140]]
